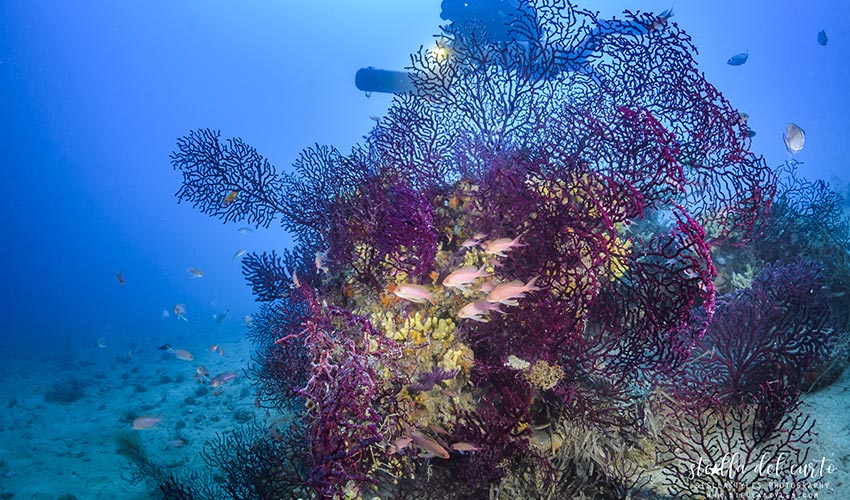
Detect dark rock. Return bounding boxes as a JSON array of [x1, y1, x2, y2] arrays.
[[44, 379, 86, 403], [234, 409, 253, 424], [803, 355, 847, 392]]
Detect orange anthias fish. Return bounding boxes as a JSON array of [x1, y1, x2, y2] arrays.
[[394, 436, 414, 452], [131, 415, 162, 430], [457, 300, 503, 322], [459, 232, 487, 248], [408, 430, 450, 459], [115, 271, 125, 285], [210, 371, 238, 387], [449, 442, 481, 454], [187, 267, 204, 278], [481, 236, 524, 257], [442, 266, 490, 291], [173, 303, 187, 321], [209, 344, 224, 356], [486, 277, 541, 306], [392, 284, 435, 304], [222, 190, 240, 207], [387, 435, 414, 455]]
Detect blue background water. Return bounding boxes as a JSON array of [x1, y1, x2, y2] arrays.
[[1, 0, 848, 354]]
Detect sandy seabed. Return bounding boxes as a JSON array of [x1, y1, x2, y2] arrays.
[[0, 326, 848, 500], [0, 324, 257, 500]]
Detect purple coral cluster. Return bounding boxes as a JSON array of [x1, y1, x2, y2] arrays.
[[164, 1, 843, 499], [654, 258, 835, 498], [683, 258, 833, 404], [283, 287, 407, 497], [327, 180, 438, 285]]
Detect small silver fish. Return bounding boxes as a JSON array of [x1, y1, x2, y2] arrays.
[[727, 51, 748, 66], [232, 248, 246, 261], [213, 310, 229, 324], [159, 345, 194, 361], [173, 303, 188, 321], [649, 7, 674, 32], [817, 30, 828, 47], [237, 227, 253, 234], [132, 415, 162, 430], [783, 123, 805, 154], [210, 371, 238, 387], [166, 438, 187, 449]]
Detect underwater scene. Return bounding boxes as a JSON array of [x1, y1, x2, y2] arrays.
[[2, 0, 850, 499]]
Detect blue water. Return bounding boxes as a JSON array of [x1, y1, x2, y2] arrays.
[[2, 0, 848, 353], [1, 1, 848, 498], [1, 1, 438, 351]]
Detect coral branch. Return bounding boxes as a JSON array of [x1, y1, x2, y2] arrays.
[[171, 129, 285, 227]]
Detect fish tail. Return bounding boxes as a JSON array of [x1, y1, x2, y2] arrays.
[[477, 266, 492, 279]]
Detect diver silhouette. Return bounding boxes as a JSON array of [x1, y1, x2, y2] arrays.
[[354, 0, 671, 95]]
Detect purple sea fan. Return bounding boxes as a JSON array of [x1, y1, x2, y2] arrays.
[[464, 291, 585, 369], [534, 105, 686, 212], [409, 366, 459, 392], [246, 296, 310, 412], [241, 248, 319, 302], [656, 387, 815, 499], [448, 364, 535, 492], [327, 178, 438, 286], [171, 129, 285, 228], [279, 287, 407, 498], [588, 209, 716, 378], [682, 257, 834, 405], [466, 149, 642, 301]]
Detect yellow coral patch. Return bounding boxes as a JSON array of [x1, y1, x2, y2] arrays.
[[607, 235, 632, 281], [375, 310, 457, 346], [440, 344, 473, 372]]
